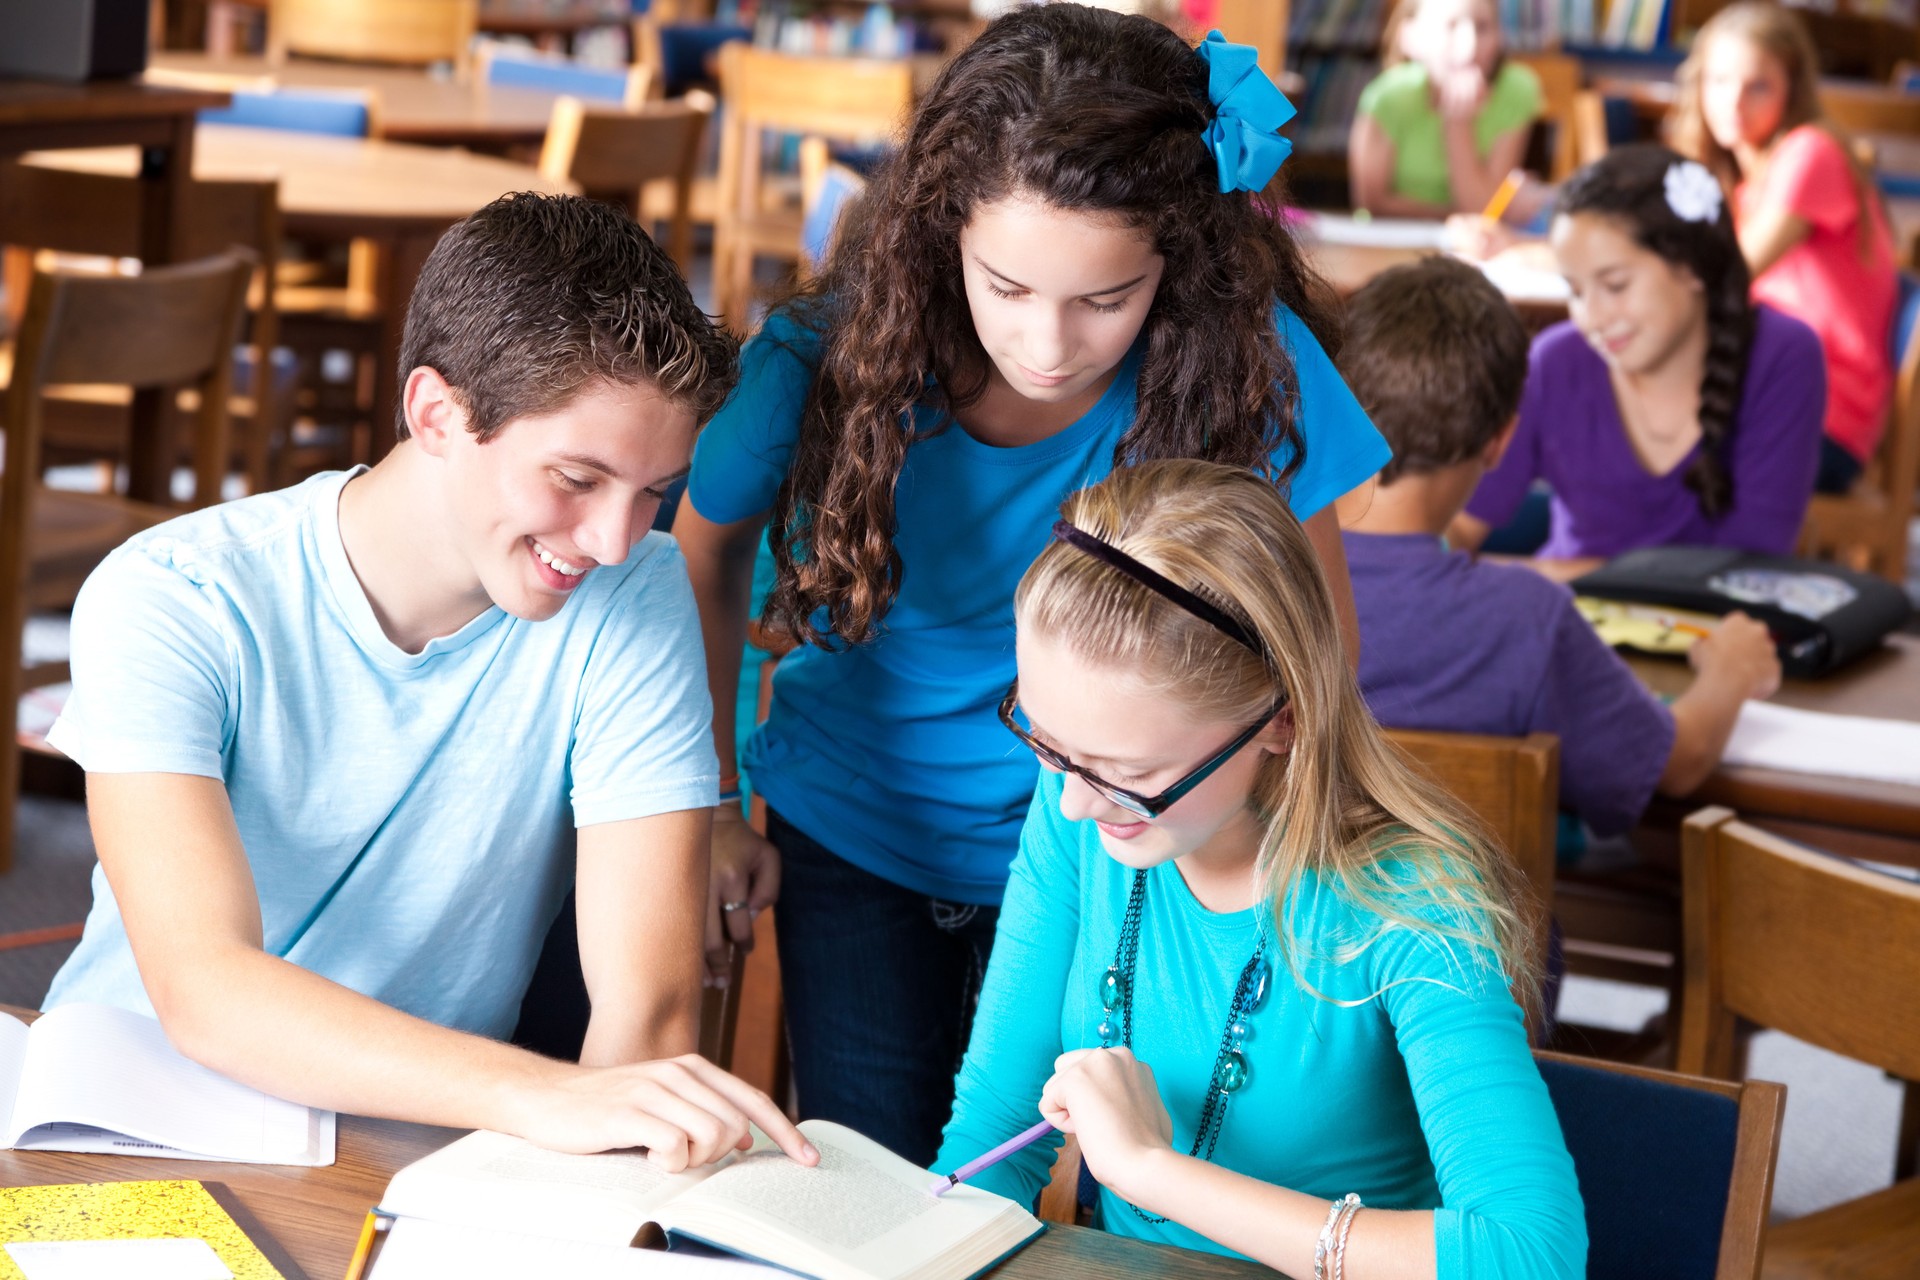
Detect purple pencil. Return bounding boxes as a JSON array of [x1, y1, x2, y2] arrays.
[[928, 1119, 1058, 1196]]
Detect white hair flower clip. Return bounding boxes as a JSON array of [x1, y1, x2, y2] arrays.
[[1664, 161, 1723, 224]]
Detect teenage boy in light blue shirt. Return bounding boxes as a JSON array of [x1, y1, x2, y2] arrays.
[[42, 194, 815, 1169]]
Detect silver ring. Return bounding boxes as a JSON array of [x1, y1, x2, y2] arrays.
[[722, 900, 750, 913]]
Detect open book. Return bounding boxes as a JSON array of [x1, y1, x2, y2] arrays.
[[0, 1003, 335, 1166], [372, 1122, 1044, 1280]]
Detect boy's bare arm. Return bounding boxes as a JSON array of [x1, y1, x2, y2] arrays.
[[575, 807, 709, 1066], [87, 772, 813, 1169]]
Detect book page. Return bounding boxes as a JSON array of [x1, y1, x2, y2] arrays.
[[370, 1218, 786, 1280], [381, 1130, 722, 1247], [658, 1121, 1039, 1280], [7, 1005, 315, 1162]]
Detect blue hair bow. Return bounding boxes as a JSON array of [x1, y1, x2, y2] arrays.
[[1196, 30, 1296, 195]]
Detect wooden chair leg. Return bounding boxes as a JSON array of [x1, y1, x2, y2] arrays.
[[1897, 1077, 1920, 1182]]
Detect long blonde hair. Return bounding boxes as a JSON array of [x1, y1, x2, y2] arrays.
[[1669, 1, 1882, 261], [1014, 460, 1544, 1027]]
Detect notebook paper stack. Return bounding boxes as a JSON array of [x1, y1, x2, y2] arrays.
[[0, 1004, 334, 1166]]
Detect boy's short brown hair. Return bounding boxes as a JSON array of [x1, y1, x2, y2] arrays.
[[1336, 257, 1530, 484], [396, 192, 737, 441]]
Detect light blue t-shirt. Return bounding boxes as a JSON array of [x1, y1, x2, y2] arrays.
[[689, 304, 1389, 903], [936, 772, 1587, 1277], [44, 470, 718, 1038]]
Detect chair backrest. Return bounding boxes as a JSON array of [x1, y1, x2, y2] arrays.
[[536, 91, 713, 268], [1678, 807, 1920, 1084], [197, 87, 374, 138], [718, 43, 914, 144], [799, 141, 867, 274], [1512, 52, 1582, 181], [5, 253, 255, 519], [0, 162, 286, 495], [479, 42, 650, 108], [1383, 729, 1560, 917], [1535, 1051, 1784, 1280], [637, 19, 753, 98], [1819, 82, 1920, 137], [268, 0, 477, 75]]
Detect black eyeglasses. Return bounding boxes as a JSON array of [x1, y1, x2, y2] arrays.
[[999, 681, 1290, 820]]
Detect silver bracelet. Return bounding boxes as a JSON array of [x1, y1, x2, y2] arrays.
[[1313, 1194, 1360, 1280], [1332, 1197, 1364, 1280]]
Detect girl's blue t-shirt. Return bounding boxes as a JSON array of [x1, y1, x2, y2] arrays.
[[688, 304, 1389, 902]]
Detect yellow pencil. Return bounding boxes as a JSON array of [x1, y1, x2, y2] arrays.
[[1480, 169, 1523, 224], [343, 1210, 383, 1280]]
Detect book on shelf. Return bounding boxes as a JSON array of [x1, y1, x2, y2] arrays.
[[0, 1179, 305, 1280], [0, 1003, 335, 1166], [367, 1122, 1044, 1280]]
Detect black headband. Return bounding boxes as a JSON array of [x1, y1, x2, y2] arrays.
[[1051, 519, 1262, 654]]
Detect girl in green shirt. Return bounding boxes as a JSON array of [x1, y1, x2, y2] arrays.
[[1349, 0, 1542, 216]]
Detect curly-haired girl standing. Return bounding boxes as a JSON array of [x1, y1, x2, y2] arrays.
[[1450, 144, 1825, 580], [676, 3, 1388, 1163]]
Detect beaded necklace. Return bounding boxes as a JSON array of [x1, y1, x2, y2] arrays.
[[1098, 867, 1272, 1223]]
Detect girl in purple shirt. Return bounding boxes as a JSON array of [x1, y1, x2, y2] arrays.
[[1453, 144, 1825, 575]]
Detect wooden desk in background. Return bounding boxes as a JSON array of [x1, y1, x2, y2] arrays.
[[23, 124, 575, 463], [0, 1008, 1273, 1280], [148, 51, 564, 150], [1627, 634, 1920, 866]]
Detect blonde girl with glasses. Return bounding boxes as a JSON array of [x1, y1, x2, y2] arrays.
[[938, 459, 1584, 1279]]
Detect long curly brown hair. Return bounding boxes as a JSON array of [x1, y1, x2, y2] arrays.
[[761, 2, 1341, 649]]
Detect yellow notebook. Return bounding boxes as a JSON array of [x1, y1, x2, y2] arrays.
[[0, 1180, 303, 1280]]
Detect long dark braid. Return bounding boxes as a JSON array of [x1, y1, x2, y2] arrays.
[[1557, 143, 1753, 520]]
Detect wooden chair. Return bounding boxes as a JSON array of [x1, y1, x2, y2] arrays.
[[712, 44, 914, 330], [1819, 82, 1920, 138], [1382, 729, 1559, 919], [1572, 89, 1612, 170], [1537, 1050, 1784, 1280], [537, 91, 715, 274], [0, 253, 255, 874], [0, 161, 288, 497], [267, 0, 477, 77], [1798, 271, 1920, 583], [1677, 807, 1920, 1279], [1512, 52, 1583, 182]]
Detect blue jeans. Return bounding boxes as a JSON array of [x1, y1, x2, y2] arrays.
[[768, 810, 1001, 1166]]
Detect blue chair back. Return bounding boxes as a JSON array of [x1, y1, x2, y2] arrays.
[[656, 23, 751, 96], [483, 52, 636, 105], [1538, 1055, 1739, 1280], [1892, 271, 1920, 367], [198, 89, 371, 138], [801, 163, 865, 271]]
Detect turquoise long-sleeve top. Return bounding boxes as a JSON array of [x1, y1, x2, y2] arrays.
[[935, 772, 1587, 1278]]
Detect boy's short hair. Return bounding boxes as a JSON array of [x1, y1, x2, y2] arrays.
[[1337, 257, 1530, 484], [397, 193, 737, 441]]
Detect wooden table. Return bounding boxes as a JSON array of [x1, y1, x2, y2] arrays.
[[148, 52, 567, 150], [1627, 634, 1920, 864], [23, 123, 576, 459], [0, 1114, 1272, 1280]]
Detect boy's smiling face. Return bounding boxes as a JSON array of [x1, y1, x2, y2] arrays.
[[417, 373, 697, 622]]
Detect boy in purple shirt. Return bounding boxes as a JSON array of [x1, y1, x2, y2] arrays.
[[1336, 258, 1781, 836]]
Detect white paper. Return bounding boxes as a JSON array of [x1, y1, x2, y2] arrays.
[[371, 1219, 785, 1280], [1477, 257, 1573, 302], [1296, 212, 1451, 250], [1723, 701, 1920, 786], [4, 1004, 334, 1166], [5, 1238, 232, 1280]]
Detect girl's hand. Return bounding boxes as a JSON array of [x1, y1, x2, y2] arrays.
[[705, 810, 781, 986], [1437, 65, 1488, 121], [1039, 1048, 1175, 1201]]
